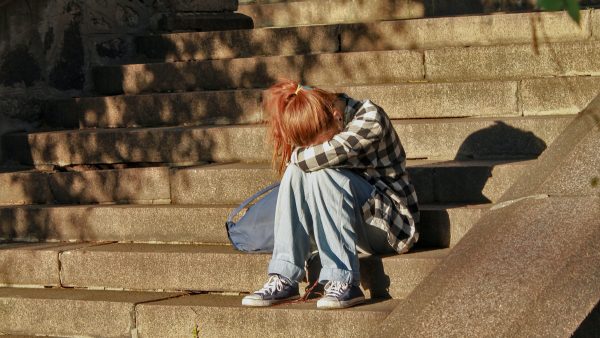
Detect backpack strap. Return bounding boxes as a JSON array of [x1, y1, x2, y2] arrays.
[[226, 182, 280, 224]]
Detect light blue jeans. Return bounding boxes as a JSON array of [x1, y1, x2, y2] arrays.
[[267, 164, 395, 286]]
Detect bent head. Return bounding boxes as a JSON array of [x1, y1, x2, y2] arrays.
[[263, 80, 344, 173]]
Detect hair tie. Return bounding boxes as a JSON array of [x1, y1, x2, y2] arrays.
[[295, 84, 313, 95]]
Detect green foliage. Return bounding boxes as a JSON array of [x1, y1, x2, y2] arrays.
[[537, 0, 581, 24], [591, 176, 599, 188], [192, 324, 200, 338]]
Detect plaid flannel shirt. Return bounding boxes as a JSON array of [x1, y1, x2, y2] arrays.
[[290, 95, 420, 253]]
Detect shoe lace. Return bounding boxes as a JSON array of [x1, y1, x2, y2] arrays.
[[324, 281, 349, 298], [255, 275, 286, 296]]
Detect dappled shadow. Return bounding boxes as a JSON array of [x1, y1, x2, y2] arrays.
[[0, 1, 588, 302]]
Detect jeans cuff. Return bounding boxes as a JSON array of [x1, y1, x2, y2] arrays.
[[268, 258, 305, 282], [319, 268, 360, 285]]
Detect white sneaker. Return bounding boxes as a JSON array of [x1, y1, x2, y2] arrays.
[[317, 281, 365, 309], [242, 274, 300, 307]]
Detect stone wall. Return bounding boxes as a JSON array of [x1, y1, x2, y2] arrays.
[[0, 0, 238, 163]]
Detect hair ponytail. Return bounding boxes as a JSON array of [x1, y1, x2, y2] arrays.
[[263, 80, 338, 174]]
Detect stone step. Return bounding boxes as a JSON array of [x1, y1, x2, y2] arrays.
[[0, 242, 447, 298], [0, 159, 530, 207], [0, 287, 397, 338], [0, 166, 171, 206], [0, 203, 488, 248], [135, 294, 398, 337], [52, 243, 448, 298], [92, 49, 423, 95], [4, 115, 572, 167], [137, 10, 593, 62], [0, 287, 183, 337], [425, 40, 600, 82], [0, 242, 110, 287], [162, 12, 254, 32], [46, 76, 600, 129], [237, 0, 425, 28], [93, 41, 600, 95], [172, 160, 532, 205]]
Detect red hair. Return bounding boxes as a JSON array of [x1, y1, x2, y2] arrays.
[[263, 80, 338, 174]]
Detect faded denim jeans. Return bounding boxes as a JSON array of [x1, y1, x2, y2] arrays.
[[267, 164, 395, 286]]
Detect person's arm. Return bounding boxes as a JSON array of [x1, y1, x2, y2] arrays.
[[291, 105, 383, 172]]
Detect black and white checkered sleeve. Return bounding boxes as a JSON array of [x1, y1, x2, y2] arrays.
[[291, 109, 383, 172]]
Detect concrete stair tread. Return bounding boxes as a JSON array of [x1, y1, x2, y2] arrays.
[[0, 286, 398, 337], [25, 114, 575, 134], [0, 286, 397, 310], [0, 158, 533, 206], [236, 0, 425, 27], [0, 202, 489, 247], [137, 10, 594, 62], [93, 40, 600, 94], [53, 241, 450, 257], [5, 114, 571, 166], [43, 79, 546, 128], [0, 241, 449, 298], [0, 287, 184, 337], [0, 286, 182, 302], [46, 76, 600, 129]]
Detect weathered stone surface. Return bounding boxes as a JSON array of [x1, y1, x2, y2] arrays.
[[0, 204, 231, 244], [0, 171, 52, 205], [342, 10, 591, 52], [378, 196, 600, 337], [540, 128, 600, 196], [0, 242, 98, 287], [426, 41, 600, 81], [165, 12, 254, 32], [137, 25, 340, 62], [46, 80, 521, 129], [4, 116, 570, 166], [6, 125, 270, 166], [58, 243, 446, 297], [505, 246, 600, 337], [439, 160, 533, 202], [418, 204, 488, 248], [0, 287, 181, 337], [399, 116, 570, 160], [136, 294, 397, 338], [332, 81, 519, 119], [361, 249, 447, 299], [47, 167, 170, 204], [502, 93, 600, 200], [166, 0, 238, 12], [141, 10, 592, 62], [45, 89, 263, 129], [238, 0, 425, 28], [59, 243, 270, 292], [172, 160, 530, 205], [592, 9, 600, 39], [170, 163, 278, 204], [0, 203, 482, 248], [93, 50, 424, 94], [520, 76, 600, 116], [377, 94, 600, 337]]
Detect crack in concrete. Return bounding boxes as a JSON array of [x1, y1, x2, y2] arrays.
[[490, 194, 549, 211]]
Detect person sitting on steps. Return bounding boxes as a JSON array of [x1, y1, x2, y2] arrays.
[[242, 80, 420, 309]]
